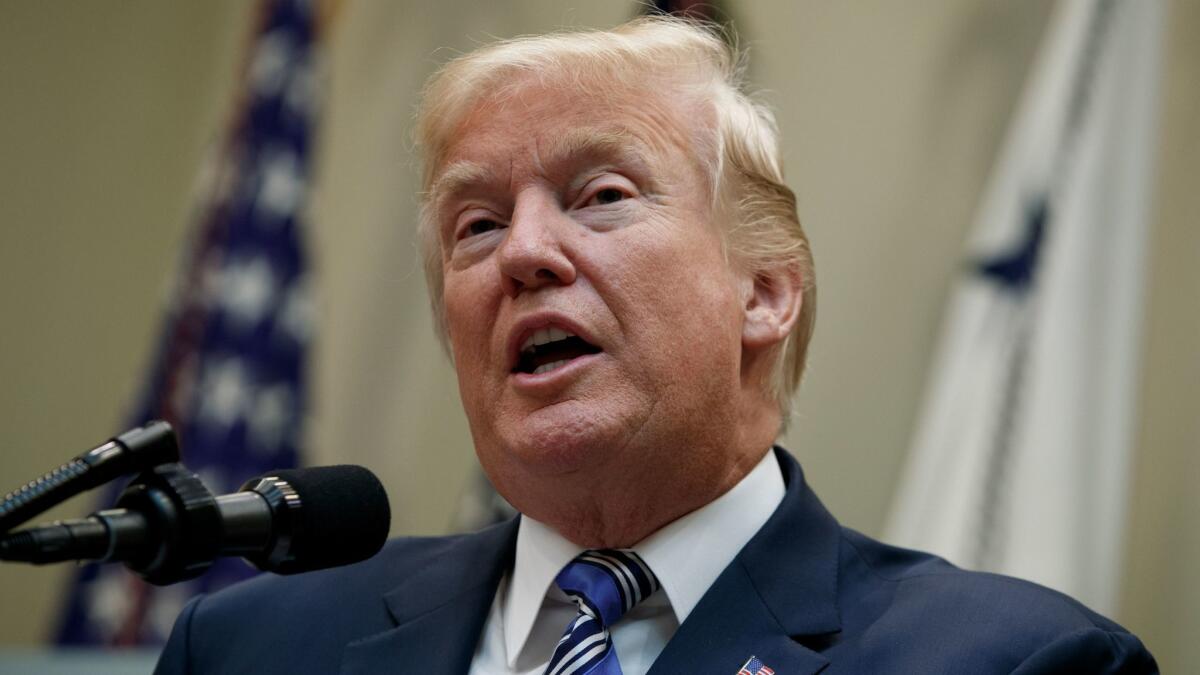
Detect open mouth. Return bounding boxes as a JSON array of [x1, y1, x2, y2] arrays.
[[513, 327, 602, 375]]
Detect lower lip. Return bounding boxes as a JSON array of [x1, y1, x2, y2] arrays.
[[510, 352, 602, 391]]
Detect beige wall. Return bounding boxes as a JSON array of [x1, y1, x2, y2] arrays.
[[1120, 0, 1200, 658], [758, 0, 1054, 534], [0, 0, 252, 646], [0, 1, 1195, 670]]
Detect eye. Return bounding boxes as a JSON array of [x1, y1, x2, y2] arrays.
[[461, 218, 504, 239], [593, 188, 626, 205], [583, 185, 634, 208]]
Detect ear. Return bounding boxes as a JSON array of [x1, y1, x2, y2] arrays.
[[741, 262, 804, 351]]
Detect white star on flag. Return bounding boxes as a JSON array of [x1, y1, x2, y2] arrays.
[[220, 256, 277, 329], [275, 276, 312, 344], [197, 358, 251, 431], [248, 384, 295, 455], [255, 149, 305, 224], [84, 566, 135, 643], [249, 30, 294, 98]]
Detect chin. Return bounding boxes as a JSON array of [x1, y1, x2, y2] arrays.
[[496, 399, 632, 476]]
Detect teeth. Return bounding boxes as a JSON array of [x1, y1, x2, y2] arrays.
[[520, 326, 578, 353], [532, 360, 570, 375]]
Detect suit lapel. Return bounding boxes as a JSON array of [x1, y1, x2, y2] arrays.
[[339, 449, 841, 674], [648, 448, 843, 675], [340, 518, 519, 675]]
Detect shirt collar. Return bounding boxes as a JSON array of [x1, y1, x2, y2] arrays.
[[501, 449, 786, 667], [502, 511, 584, 668]]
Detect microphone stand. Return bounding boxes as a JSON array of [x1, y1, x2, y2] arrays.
[[0, 421, 180, 534], [2, 463, 223, 586]]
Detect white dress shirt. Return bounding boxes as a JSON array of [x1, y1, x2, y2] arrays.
[[468, 449, 786, 674]]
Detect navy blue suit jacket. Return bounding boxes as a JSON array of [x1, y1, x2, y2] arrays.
[[155, 448, 1156, 674]]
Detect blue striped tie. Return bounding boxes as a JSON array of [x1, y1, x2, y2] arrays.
[[543, 549, 661, 675]]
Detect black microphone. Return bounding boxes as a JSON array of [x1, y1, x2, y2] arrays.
[[0, 421, 180, 533], [0, 464, 391, 584]]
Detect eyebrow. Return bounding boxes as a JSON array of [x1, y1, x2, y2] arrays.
[[427, 128, 656, 210], [427, 161, 499, 211]]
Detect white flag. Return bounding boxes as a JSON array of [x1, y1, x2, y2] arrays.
[[884, 0, 1164, 615]]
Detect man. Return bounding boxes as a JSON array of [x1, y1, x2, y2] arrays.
[[156, 18, 1156, 674]]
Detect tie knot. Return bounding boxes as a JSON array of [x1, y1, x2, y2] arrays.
[[555, 549, 660, 628]]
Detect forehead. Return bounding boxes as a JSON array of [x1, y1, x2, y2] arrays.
[[428, 77, 707, 198]]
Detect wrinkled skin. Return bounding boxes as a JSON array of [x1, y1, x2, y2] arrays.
[[431, 78, 799, 547]]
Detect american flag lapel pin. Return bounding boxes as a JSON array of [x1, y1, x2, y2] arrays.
[[737, 655, 776, 675]]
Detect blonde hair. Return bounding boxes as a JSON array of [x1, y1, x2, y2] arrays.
[[415, 16, 816, 416]]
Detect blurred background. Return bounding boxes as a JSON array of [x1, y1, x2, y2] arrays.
[[0, 0, 1195, 672]]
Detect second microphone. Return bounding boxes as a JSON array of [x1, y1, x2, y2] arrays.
[[0, 464, 391, 584]]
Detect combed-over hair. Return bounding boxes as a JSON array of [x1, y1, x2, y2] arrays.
[[415, 16, 816, 419]]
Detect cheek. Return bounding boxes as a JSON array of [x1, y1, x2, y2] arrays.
[[606, 233, 742, 364], [442, 274, 498, 379], [618, 223, 734, 310]]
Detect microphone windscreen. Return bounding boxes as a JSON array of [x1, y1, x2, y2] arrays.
[[268, 465, 391, 574]]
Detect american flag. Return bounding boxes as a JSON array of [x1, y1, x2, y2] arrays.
[[54, 0, 320, 646], [738, 655, 776, 675]]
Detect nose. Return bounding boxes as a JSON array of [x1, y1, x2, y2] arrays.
[[497, 192, 577, 298]]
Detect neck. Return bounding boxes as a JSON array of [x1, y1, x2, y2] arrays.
[[546, 450, 772, 548], [526, 401, 781, 548]]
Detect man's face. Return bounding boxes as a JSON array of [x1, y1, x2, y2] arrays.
[[432, 78, 749, 515]]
